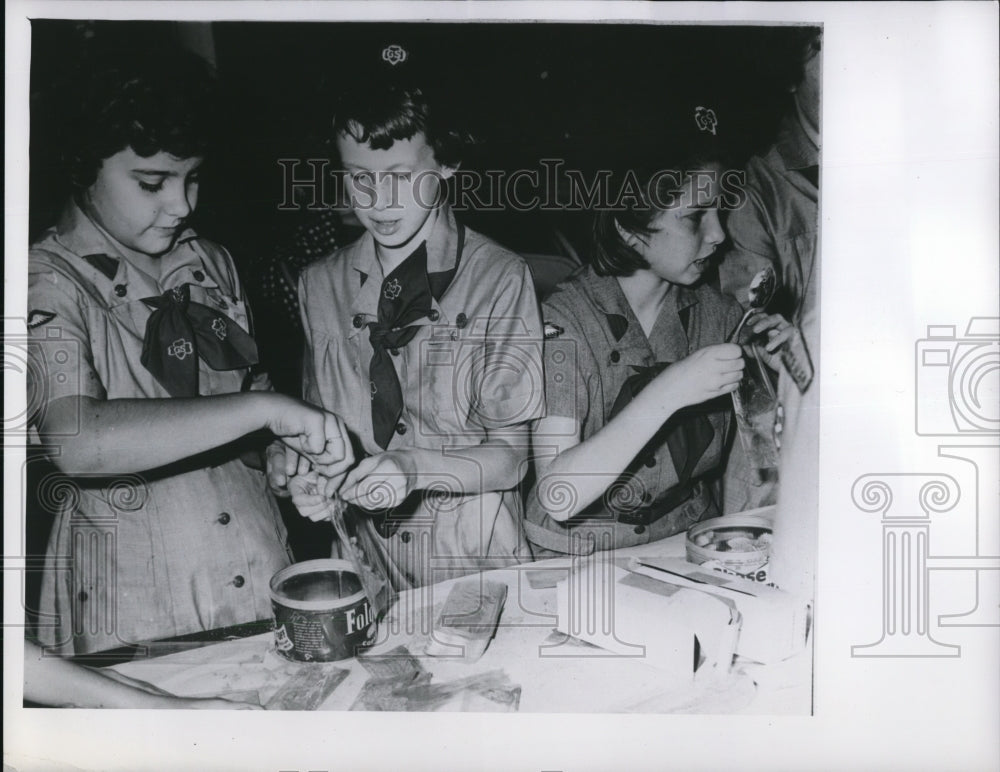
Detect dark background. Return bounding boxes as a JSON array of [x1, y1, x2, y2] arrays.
[[30, 20, 815, 257]]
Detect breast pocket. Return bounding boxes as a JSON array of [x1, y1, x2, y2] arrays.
[[412, 328, 471, 437]]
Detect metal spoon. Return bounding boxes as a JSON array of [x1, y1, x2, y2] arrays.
[[729, 265, 777, 343], [730, 266, 779, 403]]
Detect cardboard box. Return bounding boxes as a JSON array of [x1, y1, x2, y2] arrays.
[[627, 557, 811, 664], [555, 559, 741, 681]]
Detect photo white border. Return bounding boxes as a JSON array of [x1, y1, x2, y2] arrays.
[[5, 2, 998, 771]]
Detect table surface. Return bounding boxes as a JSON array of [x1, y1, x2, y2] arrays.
[[112, 534, 812, 714]]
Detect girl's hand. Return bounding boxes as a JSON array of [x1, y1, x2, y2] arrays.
[[265, 440, 294, 495], [288, 470, 335, 522], [266, 441, 320, 494], [264, 395, 354, 475], [339, 451, 418, 511], [746, 312, 796, 371], [652, 343, 746, 409]]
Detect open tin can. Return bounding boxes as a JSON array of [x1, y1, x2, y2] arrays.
[[269, 558, 376, 662], [686, 511, 774, 583]]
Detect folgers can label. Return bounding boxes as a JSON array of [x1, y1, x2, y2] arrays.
[[269, 559, 376, 662]]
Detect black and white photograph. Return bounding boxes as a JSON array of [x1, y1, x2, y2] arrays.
[[4, 3, 997, 771], [19, 16, 819, 708]]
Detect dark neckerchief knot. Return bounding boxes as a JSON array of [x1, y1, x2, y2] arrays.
[[365, 223, 464, 451], [139, 283, 258, 397]]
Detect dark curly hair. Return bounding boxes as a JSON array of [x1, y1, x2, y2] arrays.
[[64, 46, 219, 190], [327, 51, 469, 169]]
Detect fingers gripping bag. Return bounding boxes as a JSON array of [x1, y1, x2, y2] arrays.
[[329, 496, 399, 622]]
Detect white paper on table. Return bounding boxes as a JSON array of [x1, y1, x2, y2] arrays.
[[627, 556, 811, 664], [555, 561, 741, 681]]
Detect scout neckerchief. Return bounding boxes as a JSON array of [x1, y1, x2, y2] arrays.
[[366, 223, 464, 450], [140, 284, 259, 397], [606, 300, 714, 501]]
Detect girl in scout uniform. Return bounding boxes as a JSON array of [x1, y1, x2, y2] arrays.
[[28, 49, 352, 654], [525, 110, 791, 557], [282, 50, 544, 589]]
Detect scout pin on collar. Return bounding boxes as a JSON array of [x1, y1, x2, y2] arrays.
[[382, 44, 408, 66], [694, 106, 718, 135]]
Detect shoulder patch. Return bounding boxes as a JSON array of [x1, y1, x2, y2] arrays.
[[544, 322, 564, 340], [27, 310, 57, 329]]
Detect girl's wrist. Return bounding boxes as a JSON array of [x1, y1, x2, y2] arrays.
[[255, 391, 296, 435], [396, 447, 433, 492]]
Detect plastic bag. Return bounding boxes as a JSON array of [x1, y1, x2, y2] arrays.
[[730, 343, 780, 472], [328, 496, 398, 621]]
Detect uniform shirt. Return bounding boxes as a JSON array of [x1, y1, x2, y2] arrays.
[[718, 110, 820, 512], [719, 111, 819, 326], [298, 205, 544, 588], [28, 201, 291, 654], [526, 266, 742, 555]]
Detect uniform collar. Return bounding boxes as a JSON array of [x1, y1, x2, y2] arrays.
[[774, 111, 819, 172], [581, 267, 699, 365], [53, 199, 210, 306], [346, 204, 460, 332], [55, 198, 198, 263]]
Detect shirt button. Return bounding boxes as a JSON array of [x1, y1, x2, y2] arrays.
[[390, 347, 400, 357], [78, 590, 89, 602], [610, 350, 621, 363], [428, 309, 440, 322], [644, 457, 656, 468], [217, 512, 231, 525], [353, 314, 364, 328], [192, 270, 205, 282], [634, 525, 646, 535], [400, 531, 412, 543], [456, 313, 468, 329], [396, 421, 407, 435], [114, 284, 127, 297], [233, 575, 245, 588]]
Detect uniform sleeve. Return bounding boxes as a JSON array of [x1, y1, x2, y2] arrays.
[[471, 258, 545, 430], [27, 255, 106, 416], [538, 293, 592, 426], [719, 176, 779, 310]]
